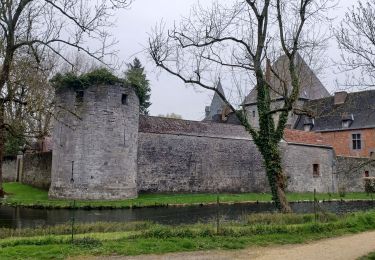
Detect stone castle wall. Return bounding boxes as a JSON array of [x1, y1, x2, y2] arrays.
[[137, 116, 336, 194], [282, 143, 336, 193], [3, 157, 17, 182], [137, 132, 267, 193], [336, 156, 375, 192], [21, 152, 52, 190], [7, 112, 339, 195], [49, 84, 139, 200]]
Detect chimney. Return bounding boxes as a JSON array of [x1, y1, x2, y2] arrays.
[[334, 91, 348, 105], [265, 58, 271, 83]]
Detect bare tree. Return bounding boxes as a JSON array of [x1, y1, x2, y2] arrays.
[[0, 0, 131, 197], [149, 0, 333, 212], [335, 0, 375, 89]]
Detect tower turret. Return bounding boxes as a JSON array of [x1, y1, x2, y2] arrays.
[[49, 83, 139, 200]]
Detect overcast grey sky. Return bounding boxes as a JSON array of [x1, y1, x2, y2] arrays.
[[110, 0, 354, 121]]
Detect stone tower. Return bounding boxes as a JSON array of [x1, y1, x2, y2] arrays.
[[49, 83, 139, 200]]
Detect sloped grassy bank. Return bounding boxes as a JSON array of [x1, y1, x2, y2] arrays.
[[0, 211, 375, 259], [2, 183, 373, 209]]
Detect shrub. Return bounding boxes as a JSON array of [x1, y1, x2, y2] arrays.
[[50, 68, 121, 91], [364, 177, 375, 195]]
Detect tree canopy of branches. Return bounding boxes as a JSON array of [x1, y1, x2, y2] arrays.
[[0, 0, 131, 197], [336, 0, 375, 89], [149, 0, 333, 212], [158, 113, 182, 119], [124, 58, 151, 115]]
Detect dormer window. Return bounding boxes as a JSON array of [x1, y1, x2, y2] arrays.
[[342, 113, 354, 128], [303, 117, 315, 132]]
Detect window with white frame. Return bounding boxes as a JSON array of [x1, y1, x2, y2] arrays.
[[352, 133, 362, 150]]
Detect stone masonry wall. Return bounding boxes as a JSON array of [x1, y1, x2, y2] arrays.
[[21, 152, 52, 190], [282, 143, 336, 193], [336, 156, 375, 192], [137, 116, 336, 194], [137, 132, 268, 193], [49, 84, 139, 200], [3, 157, 17, 182]]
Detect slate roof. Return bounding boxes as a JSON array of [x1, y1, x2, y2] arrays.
[[243, 54, 330, 105], [294, 90, 375, 132], [204, 80, 226, 120], [139, 115, 253, 140]]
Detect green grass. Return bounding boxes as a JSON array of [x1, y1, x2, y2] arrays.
[[0, 211, 375, 259], [360, 251, 375, 260], [1, 182, 374, 209]]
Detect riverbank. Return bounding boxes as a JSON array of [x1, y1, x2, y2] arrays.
[[1, 183, 374, 209], [0, 211, 375, 259]]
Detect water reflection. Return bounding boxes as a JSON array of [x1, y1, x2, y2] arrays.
[[0, 201, 374, 229]]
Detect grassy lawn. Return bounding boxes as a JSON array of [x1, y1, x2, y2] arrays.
[[1, 182, 374, 209], [0, 210, 374, 259]]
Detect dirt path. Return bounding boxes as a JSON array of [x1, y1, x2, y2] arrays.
[[88, 231, 375, 260]]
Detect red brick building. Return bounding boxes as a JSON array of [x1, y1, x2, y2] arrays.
[[295, 90, 375, 158]]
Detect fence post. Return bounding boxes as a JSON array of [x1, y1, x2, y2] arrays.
[[216, 194, 220, 234], [71, 200, 76, 244], [314, 188, 317, 222]]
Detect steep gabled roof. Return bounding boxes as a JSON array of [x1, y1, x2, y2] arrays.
[[295, 90, 375, 132], [243, 54, 330, 105], [204, 79, 226, 120]]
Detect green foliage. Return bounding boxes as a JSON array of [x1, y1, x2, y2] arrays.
[[124, 58, 151, 115], [0, 221, 151, 240], [1, 211, 375, 259], [50, 68, 121, 91], [4, 132, 25, 157], [72, 237, 102, 248], [246, 213, 338, 225], [339, 186, 347, 198], [364, 178, 375, 195], [360, 251, 375, 260]]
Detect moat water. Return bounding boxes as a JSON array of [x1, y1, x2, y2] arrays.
[[0, 201, 374, 229]]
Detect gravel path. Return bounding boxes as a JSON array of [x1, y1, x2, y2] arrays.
[[84, 231, 375, 260]]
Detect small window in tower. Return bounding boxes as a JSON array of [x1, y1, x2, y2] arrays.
[[75, 91, 84, 103], [252, 111, 256, 117], [313, 164, 320, 177], [122, 94, 128, 105], [365, 171, 369, 177]]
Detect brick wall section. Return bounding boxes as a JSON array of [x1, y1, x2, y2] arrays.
[[283, 129, 329, 146], [336, 156, 375, 192], [321, 129, 375, 157], [21, 152, 52, 190]]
